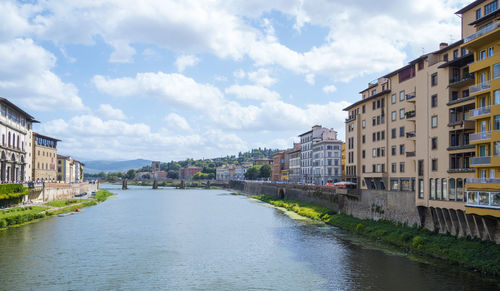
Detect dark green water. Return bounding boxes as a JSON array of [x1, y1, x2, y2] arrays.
[[0, 185, 498, 290]]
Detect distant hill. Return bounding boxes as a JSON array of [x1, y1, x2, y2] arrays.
[[83, 159, 152, 173]]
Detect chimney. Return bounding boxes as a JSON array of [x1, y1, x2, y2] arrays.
[[439, 42, 448, 50]]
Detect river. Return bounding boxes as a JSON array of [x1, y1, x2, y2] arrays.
[[0, 185, 498, 290]]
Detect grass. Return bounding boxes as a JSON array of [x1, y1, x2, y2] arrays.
[[45, 199, 86, 207], [254, 195, 500, 277], [0, 206, 49, 228], [95, 189, 114, 202]]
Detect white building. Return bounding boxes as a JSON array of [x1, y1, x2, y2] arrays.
[[0, 98, 38, 182], [311, 131, 343, 185], [216, 164, 250, 181]]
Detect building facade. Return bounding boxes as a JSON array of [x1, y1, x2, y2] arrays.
[[288, 146, 301, 184], [272, 152, 285, 181], [0, 98, 37, 182], [32, 133, 59, 182], [216, 164, 249, 181], [179, 166, 202, 180], [311, 138, 343, 185]]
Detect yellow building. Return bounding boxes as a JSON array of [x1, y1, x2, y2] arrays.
[[459, 0, 500, 219], [57, 155, 84, 183], [32, 133, 59, 182], [253, 158, 272, 166]]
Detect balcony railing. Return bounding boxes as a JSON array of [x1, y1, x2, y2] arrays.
[[406, 151, 416, 157], [470, 81, 491, 94], [466, 191, 500, 209], [405, 111, 416, 118], [466, 178, 500, 184], [470, 131, 491, 141], [406, 93, 416, 100], [449, 73, 474, 86], [471, 156, 491, 165], [470, 106, 490, 118], [345, 115, 356, 123], [464, 21, 500, 43], [447, 168, 474, 173], [406, 131, 416, 138]]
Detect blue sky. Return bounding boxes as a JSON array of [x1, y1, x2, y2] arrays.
[[0, 0, 470, 161]]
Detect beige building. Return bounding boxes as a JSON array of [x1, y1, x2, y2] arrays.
[[344, 0, 500, 240], [57, 155, 84, 183], [32, 133, 60, 182], [0, 98, 38, 182]]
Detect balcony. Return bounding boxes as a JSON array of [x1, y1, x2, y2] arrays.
[[470, 81, 491, 94], [469, 106, 490, 118], [406, 131, 416, 138], [447, 168, 474, 173], [406, 93, 416, 101], [449, 73, 474, 87], [466, 178, 500, 184], [405, 111, 416, 119], [466, 191, 500, 210], [471, 156, 491, 165], [470, 131, 491, 142], [464, 21, 500, 43], [345, 115, 356, 123], [406, 151, 416, 157], [447, 144, 474, 151]]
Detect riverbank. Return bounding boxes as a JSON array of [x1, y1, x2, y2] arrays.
[[0, 189, 115, 230], [254, 195, 500, 277]]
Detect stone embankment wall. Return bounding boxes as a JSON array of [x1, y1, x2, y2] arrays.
[[28, 182, 100, 202]]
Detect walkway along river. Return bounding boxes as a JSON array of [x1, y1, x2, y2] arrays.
[[0, 185, 498, 290]]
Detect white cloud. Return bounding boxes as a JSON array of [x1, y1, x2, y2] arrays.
[[247, 68, 276, 87], [96, 104, 127, 120], [0, 38, 85, 112], [305, 73, 315, 85], [164, 113, 191, 131], [225, 85, 280, 101], [233, 69, 246, 79], [175, 54, 200, 72], [93, 72, 224, 110], [322, 85, 337, 94]]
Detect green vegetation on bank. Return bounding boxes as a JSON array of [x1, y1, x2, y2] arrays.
[[254, 195, 500, 276], [46, 199, 86, 207], [95, 189, 114, 202], [0, 206, 48, 228], [0, 184, 31, 208]]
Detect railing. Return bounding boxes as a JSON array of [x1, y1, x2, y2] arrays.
[[470, 131, 491, 141], [405, 111, 416, 118], [470, 81, 491, 94], [470, 106, 490, 118], [406, 151, 416, 157], [466, 191, 500, 209], [447, 168, 474, 173], [471, 156, 491, 165], [406, 131, 416, 138], [464, 21, 500, 43], [406, 93, 415, 100], [466, 178, 500, 184], [449, 73, 474, 86], [345, 115, 356, 123]]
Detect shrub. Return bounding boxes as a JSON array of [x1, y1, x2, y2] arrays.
[[412, 236, 424, 249], [355, 223, 364, 233], [0, 219, 6, 228]]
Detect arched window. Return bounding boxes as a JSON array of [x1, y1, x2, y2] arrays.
[[12, 133, 14, 148], [430, 178, 435, 199], [2, 134, 4, 146], [457, 178, 464, 201], [442, 179, 447, 200], [449, 178, 455, 200], [17, 136, 19, 149], [8, 132, 10, 147], [436, 178, 442, 200]]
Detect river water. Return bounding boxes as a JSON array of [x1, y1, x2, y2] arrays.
[[0, 185, 498, 290]]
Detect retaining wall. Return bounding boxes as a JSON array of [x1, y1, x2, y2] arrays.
[[28, 182, 99, 202]]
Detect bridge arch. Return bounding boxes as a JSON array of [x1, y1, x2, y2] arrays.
[[278, 187, 286, 199]]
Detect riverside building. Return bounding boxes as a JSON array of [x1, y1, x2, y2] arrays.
[[0, 98, 38, 182], [344, 0, 500, 240], [32, 132, 60, 182]]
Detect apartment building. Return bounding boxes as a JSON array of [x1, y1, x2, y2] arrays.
[[311, 131, 343, 185], [32, 133, 60, 182], [272, 151, 285, 181], [0, 98, 38, 182], [216, 164, 249, 181], [299, 125, 338, 184], [344, 0, 499, 239], [179, 166, 202, 180], [458, 0, 500, 218], [287, 143, 301, 183]]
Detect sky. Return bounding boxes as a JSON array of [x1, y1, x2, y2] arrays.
[[0, 0, 471, 161]]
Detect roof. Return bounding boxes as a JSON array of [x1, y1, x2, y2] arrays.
[[431, 39, 463, 55], [438, 52, 474, 68], [34, 132, 61, 142], [343, 89, 391, 111], [455, 0, 486, 14], [0, 97, 38, 122], [298, 129, 313, 137]]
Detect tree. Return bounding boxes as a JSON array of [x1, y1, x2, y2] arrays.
[[245, 166, 260, 180], [126, 169, 137, 180], [167, 170, 178, 179], [259, 164, 272, 179]]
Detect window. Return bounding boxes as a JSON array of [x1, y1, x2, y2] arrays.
[[436, 179, 442, 200], [494, 142, 500, 156], [372, 133, 376, 142], [432, 159, 438, 171], [485, 0, 498, 15], [453, 49, 459, 59], [372, 149, 377, 157], [391, 94, 396, 104], [431, 137, 438, 150], [400, 144, 405, 155], [362, 120, 366, 128], [391, 111, 396, 121], [400, 108, 405, 119], [430, 178, 435, 199], [400, 162, 405, 173], [399, 126, 405, 137], [362, 105, 365, 113], [362, 165, 365, 173], [399, 90, 405, 101], [418, 179, 424, 199], [372, 89, 376, 96], [449, 178, 455, 200], [391, 128, 396, 139], [443, 53, 448, 62], [391, 179, 399, 191], [372, 101, 376, 110], [431, 116, 438, 128], [381, 131, 385, 140], [372, 118, 376, 126], [495, 90, 500, 105], [362, 150, 365, 158], [442, 179, 448, 200], [391, 163, 396, 173], [431, 94, 437, 107], [494, 63, 500, 79], [476, 8, 481, 19], [391, 146, 396, 156], [480, 50, 486, 60], [431, 73, 438, 86], [495, 115, 500, 130], [362, 135, 365, 144], [488, 46, 494, 57]]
